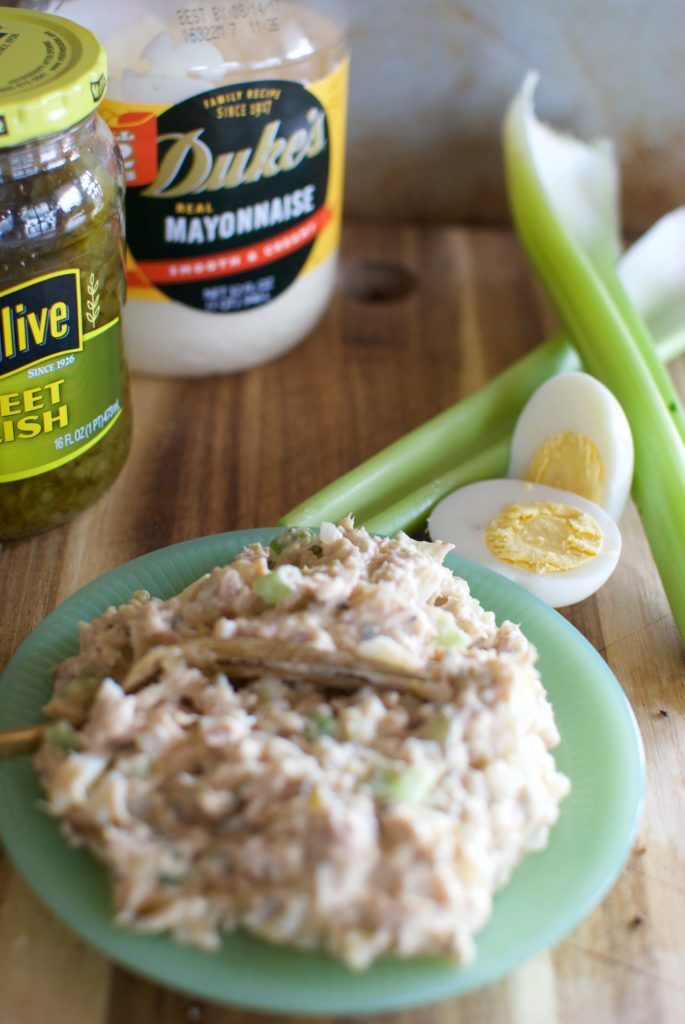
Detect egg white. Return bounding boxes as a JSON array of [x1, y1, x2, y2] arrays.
[[508, 372, 634, 521], [428, 479, 622, 608]]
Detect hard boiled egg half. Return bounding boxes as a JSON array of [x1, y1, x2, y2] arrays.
[[427, 373, 632, 608], [428, 479, 621, 607], [508, 372, 633, 521]]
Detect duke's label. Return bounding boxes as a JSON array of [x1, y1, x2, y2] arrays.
[[102, 60, 348, 314], [0, 269, 122, 483]]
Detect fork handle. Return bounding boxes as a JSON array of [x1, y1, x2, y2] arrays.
[[0, 725, 47, 760]]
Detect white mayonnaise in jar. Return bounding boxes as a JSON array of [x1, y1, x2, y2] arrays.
[[29, 1, 348, 376]]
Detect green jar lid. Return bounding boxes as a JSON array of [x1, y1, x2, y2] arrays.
[[0, 7, 107, 148]]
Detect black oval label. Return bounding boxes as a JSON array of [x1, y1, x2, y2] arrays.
[[125, 80, 330, 313]]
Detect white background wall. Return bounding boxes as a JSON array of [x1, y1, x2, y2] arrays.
[[343, 0, 685, 230]]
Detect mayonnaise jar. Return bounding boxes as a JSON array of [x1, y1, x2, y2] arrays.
[[34, 1, 349, 377]]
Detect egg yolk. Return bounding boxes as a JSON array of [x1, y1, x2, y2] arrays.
[[485, 500, 603, 573], [526, 430, 604, 504]]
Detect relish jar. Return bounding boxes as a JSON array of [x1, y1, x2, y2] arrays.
[[0, 8, 131, 540]]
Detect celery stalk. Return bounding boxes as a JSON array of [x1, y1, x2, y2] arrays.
[[504, 73, 685, 640], [503, 78, 685, 444], [252, 569, 295, 604], [368, 290, 685, 536], [367, 296, 684, 536], [619, 209, 685, 358], [365, 438, 509, 536], [281, 205, 685, 534], [281, 336, 579, 528]]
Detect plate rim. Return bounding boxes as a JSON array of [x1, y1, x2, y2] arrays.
[[0, 528, 645, 1015]]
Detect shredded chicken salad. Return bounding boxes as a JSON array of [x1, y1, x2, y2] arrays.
[[35, 518, 570, 969]]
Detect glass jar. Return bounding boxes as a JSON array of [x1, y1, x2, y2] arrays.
[[35, 0, 349, 377], [0, 9, 131, 540]]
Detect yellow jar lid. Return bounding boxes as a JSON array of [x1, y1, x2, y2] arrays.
[[0, 8, 107, 148]]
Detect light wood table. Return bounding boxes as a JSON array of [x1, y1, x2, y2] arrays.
[[1, 223, 684, 1024]]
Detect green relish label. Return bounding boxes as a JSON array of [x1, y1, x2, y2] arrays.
[[0, 268, 122, 483]]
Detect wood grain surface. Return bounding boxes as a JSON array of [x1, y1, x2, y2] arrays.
[[1, 223, 684, 1024]]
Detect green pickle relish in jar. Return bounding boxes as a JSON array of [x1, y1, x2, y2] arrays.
[[0, 8, 131, 540]]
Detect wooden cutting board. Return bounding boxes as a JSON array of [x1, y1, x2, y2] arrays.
[[1, 222, 683, 1024]]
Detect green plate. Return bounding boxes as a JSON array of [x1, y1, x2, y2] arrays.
[[0, 529, 644, 1015]]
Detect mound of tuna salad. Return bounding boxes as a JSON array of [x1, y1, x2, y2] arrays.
[[35, 518, 570, 970]]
